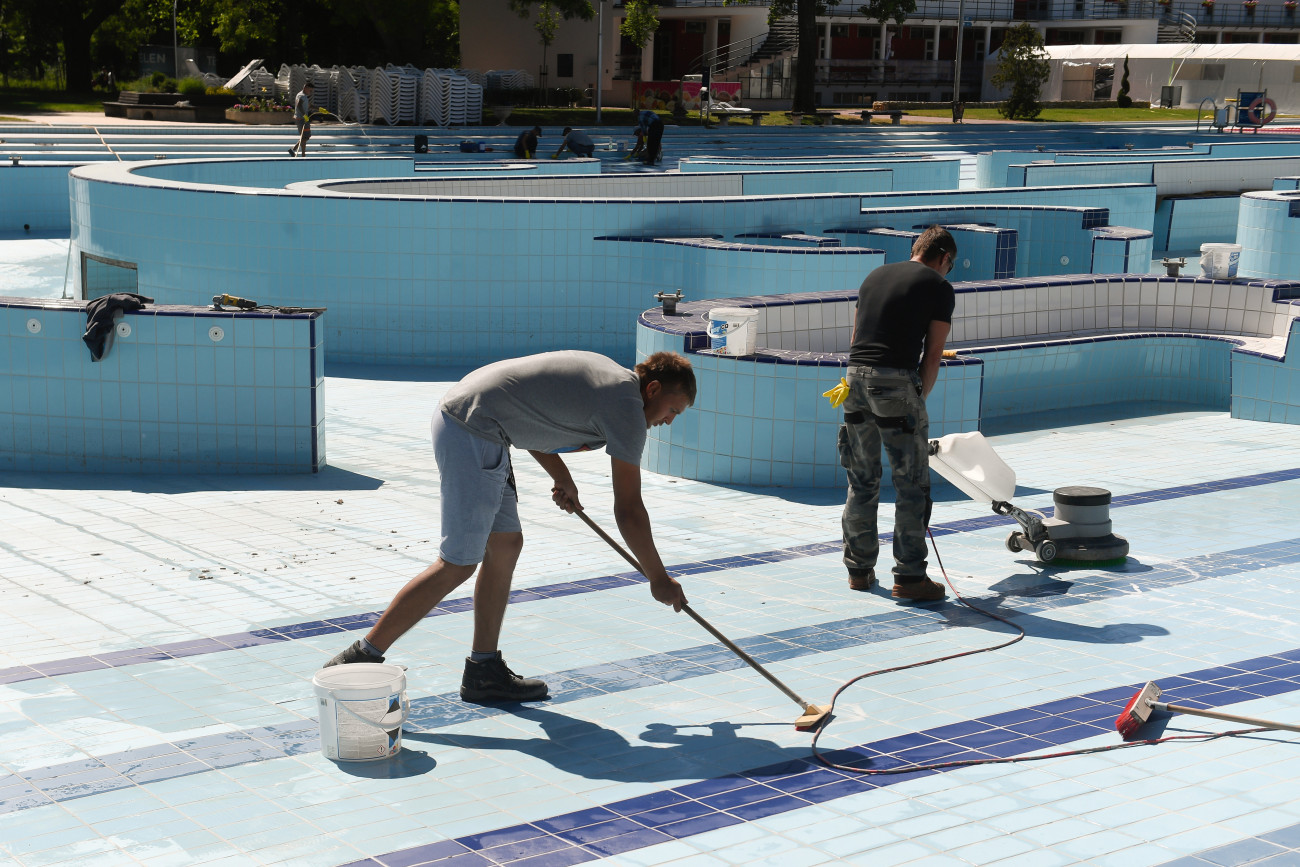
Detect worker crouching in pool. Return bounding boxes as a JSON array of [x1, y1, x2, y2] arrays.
[[325, 350, 694, 703], [840, 226, 956, 602]]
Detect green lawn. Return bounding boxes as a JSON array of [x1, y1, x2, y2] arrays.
[[0, 87, 106, 115], [905, 106, 1208, 123]]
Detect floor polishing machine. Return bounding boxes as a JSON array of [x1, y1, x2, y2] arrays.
[[928, 432, 1129, 565]]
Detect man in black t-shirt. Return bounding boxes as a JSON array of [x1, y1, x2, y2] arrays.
[[840, 226, 957, 602]]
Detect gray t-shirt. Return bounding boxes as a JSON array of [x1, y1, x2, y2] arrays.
[[294, 91, 310, 121], [565, 130, 594, 149], [440, 350, 647, 464]]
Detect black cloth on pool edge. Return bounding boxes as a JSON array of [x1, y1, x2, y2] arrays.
[[83, 293, 154, 361]]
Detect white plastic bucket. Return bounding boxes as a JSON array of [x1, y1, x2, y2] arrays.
[[312, 663, 409, 762], [928, 431, 1017, 503], [1200, 243, 1241, 279], [707, 307, 759, 356]]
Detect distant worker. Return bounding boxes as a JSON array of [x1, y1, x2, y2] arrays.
[[513, 125, 542, 159], [633, 109, 664, 166], [840, 226, 957, 603], [553, 127, 595, 158], [289, 81, 314, 157]]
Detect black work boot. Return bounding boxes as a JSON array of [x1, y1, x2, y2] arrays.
[[324, 640, 385, 668], [460, 655, 549, 703]]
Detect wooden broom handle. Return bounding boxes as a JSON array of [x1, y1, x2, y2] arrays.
[[573, 509, 814, 712], [1157, 702, 1300, 734]]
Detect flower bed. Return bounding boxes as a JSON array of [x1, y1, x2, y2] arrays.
[[225, 109, 293, 125]]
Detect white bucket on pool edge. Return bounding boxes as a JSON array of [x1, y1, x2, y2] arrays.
[[312, 663, 409, 762], [707, 307, 759, 356], [1200, 242, 1241, 279]]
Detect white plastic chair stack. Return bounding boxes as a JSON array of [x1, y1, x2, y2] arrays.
[[395, 70, 419, 125], [418, 69, 449, 126], [464, 82, 483, 126], [235, 67, 276, 98], [308, 66, 334, 113], [456, 69, 485, 87], [369, 67, 396, 125], [448, 75, 470, 125]]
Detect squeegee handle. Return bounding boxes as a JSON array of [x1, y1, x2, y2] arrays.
[[1155, 702, 1300, 733], [573, 509, 814, 713]]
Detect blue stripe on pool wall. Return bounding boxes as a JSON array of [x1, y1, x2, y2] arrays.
[[3, 465, 1299, 688]]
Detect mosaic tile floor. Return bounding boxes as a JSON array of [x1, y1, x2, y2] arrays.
[[3, 364, 1300, 866]]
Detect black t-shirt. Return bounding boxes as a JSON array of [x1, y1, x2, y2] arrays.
[[848, 260, 956, 370]]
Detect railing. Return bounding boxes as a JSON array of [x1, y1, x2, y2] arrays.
[[688, 25, 797, 77], [1170, 1, 1300, 26]]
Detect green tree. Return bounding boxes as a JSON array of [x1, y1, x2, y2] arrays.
[[10, 0, 129, 89], [990, 22, 1049, 120], [1116, 54, 1132, 107], [507, 0, 593, 19], [619, 0, 658, 79]]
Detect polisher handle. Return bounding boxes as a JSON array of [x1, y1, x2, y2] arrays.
[[1156, 702, 1300, 734]]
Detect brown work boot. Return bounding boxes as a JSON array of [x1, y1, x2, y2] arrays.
[[848, 568, 876, 592], [892, 579, 947, 602]]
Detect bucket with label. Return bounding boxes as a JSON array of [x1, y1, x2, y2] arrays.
[[707, 307, 760, 356], [312, 663, 409, 762], [1199, 243, 1241, 279]]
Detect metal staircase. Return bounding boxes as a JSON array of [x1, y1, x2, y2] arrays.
[[688, 17, 799, 79], [1157, 9, 1197, 42]]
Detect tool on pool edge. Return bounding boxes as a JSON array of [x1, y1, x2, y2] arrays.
[[1116, 681, 1300, 739], [211, 293, 258, 311], [573, 508, 832, 732]]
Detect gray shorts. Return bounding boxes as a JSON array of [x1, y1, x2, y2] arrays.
[[432, 409, 521, 566]]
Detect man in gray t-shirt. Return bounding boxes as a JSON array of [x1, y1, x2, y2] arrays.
[[553, 127, 595, 158], [325, 350, 697, 704]]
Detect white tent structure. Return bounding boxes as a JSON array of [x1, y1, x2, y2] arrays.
[[983, 43, 1300, 113]]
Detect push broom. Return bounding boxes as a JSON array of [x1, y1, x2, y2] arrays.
[[573, 509, 832, 732], [1116, 681, 1300, 739]]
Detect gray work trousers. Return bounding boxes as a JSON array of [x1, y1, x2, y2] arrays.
[[839, 365, 933, 582]]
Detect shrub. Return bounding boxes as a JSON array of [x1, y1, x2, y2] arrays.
[[178, 77, 207, 96]]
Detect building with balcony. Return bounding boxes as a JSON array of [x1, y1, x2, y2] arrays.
[[460, 0, 1300, 108]]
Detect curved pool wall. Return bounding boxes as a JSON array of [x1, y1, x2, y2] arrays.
[[637, 275, 1300, 488], [0, 298, 324, 474], [71, 159, 923, 365], [68, 156, 1168, 366], [1238, 189, 1300, 280]]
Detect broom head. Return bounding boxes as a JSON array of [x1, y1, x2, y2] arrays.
[[1115, 681, 1162, 739]]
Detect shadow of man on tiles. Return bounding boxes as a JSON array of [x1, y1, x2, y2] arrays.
[[893, 558, 1168, 645], [403, 707, 810, 783]]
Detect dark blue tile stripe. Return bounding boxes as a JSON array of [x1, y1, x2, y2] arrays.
[[1154, 819, 1300, 867], [4, 465, 1299, 688], [331, 643, 1300, 867], [5, 535, 1300, 817]]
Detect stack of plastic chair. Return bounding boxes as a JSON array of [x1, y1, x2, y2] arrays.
[[395, 69, 419, 124], [486, 69, 534, 90], [235, 66, 277, 98], [418, 69, 449, 126], [368, 67, 396, 125], [456, 69, 485, 87], [448, 74, 470, 125], [464, 81, 484, 126], [308, 65, 334, 113]]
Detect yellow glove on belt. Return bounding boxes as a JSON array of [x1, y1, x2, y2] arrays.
[[822, 377, 850, 409]]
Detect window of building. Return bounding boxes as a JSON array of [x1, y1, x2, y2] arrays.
[[1094, 29, 1122, 44], [556, 54, 573, 78], [685, 20, 705, 34], [831, 24, 849, 38]]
